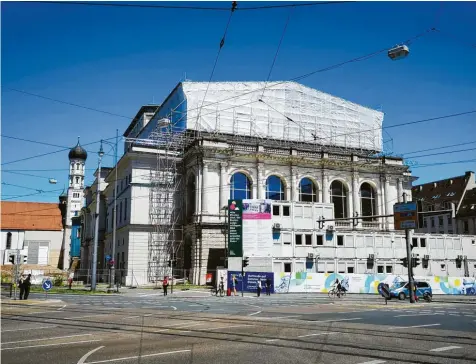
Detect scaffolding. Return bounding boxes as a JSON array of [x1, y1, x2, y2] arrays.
[[126, 117, 186, 283]]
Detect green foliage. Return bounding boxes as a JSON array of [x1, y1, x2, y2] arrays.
[[53, 275, 64, 287]]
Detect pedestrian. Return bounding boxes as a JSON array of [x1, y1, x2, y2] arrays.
[[163, 276, 169, 296], [257, 279, 261, 297], [265, 277, 271, 296], [23, 274, 32, 300], [232, 275, 237, 296], [18, 274, 25, 300]]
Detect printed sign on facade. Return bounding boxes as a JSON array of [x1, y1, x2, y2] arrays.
[[242, 199, 273, 257], [393, 202, 418, 230], [228, 199, 243, 257]]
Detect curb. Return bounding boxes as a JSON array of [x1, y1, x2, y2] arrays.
[[2, 299, 64, 305]]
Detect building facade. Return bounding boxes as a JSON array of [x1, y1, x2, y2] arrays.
[[98, 81, 476, 286], [1, 201, 64, 268]]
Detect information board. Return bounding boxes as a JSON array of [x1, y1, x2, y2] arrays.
[[393, 202, 418, 230]]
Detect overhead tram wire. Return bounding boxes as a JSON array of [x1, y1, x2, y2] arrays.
[[406, 147, 476, 159], [1, 135, 118, 166], [260, 6, 294, 99], [36, 1, 356, 11], [401, 140, 476, 156], [6, 28, 435, 131], [412, 158, 476, 169], [195, 1, 238, 127], [2, 189, 64, 201]]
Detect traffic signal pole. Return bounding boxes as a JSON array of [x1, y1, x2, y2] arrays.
[[403, 193, 416, 303]]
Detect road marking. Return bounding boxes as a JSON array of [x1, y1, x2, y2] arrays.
[[248, 311, 262, 316], [83, 349, 191, 363], [265, 339, 280, 342], [171, 306, 177, 310], [429, 346, 462, 352], [356, 360, 386, 364], [1, 339, 101, 351], [1, 326, 57, 333], [78, 346, 105, 364], [394, 313, 438, 317], [3, 333, 93, 345], [200, 324, 252, 331], [66, 314, 110, 320], [392, 324, 440, 329], [258, 315, 300, 320], [124, 316, 140, 320], [58, 304, 67, 311], [311, 318, 362, 323], [27, 311, 51, 315], [297, 332, 338, 338]]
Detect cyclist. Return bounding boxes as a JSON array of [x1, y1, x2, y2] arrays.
[[218, 276, 225, 296], [334, 279, 343, 298]]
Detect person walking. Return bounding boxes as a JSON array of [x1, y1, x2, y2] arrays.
[[18, 275, 25, 300], [162, 276, 169, 296], [257, 279, 262, 297], [265, 277, 271, 296], [23, 274, 32, 300], [232, 275, 237, 296]]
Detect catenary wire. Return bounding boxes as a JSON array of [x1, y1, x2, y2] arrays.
[[401, 140, 476, 156]]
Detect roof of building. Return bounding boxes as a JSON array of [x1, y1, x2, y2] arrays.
[[1, 201, 63, 231], [69, 137, 88, 160], [457, 187, 476, 218], [412, 171, 474, 206], [123, 105, 160, 137]]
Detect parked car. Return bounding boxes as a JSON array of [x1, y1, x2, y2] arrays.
[[390, 281, 432, 300]]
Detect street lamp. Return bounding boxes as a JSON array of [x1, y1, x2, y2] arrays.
[[101, 129, 119, 288], [91, 140, 104, 291]]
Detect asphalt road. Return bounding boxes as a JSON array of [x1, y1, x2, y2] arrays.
[[2, 291, 475, 364]]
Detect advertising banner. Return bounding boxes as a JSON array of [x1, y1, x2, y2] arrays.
[[273, 272, 476, 296], [228, 271, 274, 293], [228, 199, 243, 257], [242, 199, 273, 257]]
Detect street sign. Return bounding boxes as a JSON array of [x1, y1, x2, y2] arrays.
[[378, 283, 391, 304], [105, 255, 111, 261], [42, 279, 52, 291], [393, 202, 418, 230]]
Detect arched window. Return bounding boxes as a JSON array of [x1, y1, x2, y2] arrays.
[[266, 175, 285, 201], [330, 180, 348, 218], [186, 174, 196, 220], [230, 172, 252, 200], [299, 178, 317, 202], [76, 163, 80, 170], [6, 232, 12, 250], [360, 183, 376, 221]]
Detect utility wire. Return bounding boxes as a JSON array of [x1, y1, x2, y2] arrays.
[[408, 147, 476, 159], [1, 189, 63, 201], [35, 1, 355, 11], [401, 140, 476, 156], [412, 158, 476, 169], [195, 1, 238, 128], [261, 6, 294, 99], [3, 88, 132, 119], [2, 171, 56, 180]]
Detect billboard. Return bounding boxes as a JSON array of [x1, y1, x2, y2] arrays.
[[228, 271, 274, 293], [228, 199, 273, 258], [242, 199, 273, 257]]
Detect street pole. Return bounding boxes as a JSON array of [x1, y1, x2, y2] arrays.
[[241, 260, 244, 298], [171, 252, 174, 295], [403, 192, 415, 303], [91, 141, 104, 291], [110, 129, 118, 289]]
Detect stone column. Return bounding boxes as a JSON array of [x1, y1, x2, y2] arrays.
[[257, 163, 264, 199], [397, 178, 403, 202], [322, 170, 329, 203], [195, 170, 201, 217], [352, 172, 360, 227], [219, 163, 227, 213], [201, 163, 208, 213], [382, 175, 389, 230], [385, 176, 393, 229], [291, 168, 297, 201]]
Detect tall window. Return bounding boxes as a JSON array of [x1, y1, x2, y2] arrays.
[[266, 175, 285, 201], [330, 180, 348, 218], [6, 232, 12, 249], [124, 198, 128, 221], [299, 178, 317, 202], [76, 163, 80, 170], [230, 172, 251, 200], [360, 182, 376, 221]]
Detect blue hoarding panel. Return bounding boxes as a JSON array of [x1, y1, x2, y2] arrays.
[[228, 271, 274, 293]]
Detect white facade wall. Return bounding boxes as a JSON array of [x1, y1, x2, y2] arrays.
[[0, 230, 62, 266]]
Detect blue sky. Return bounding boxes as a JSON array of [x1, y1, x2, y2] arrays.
[[2, 1, 475, 202]]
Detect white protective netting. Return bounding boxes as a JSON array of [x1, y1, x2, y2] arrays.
[[182, 81, 383, 152]]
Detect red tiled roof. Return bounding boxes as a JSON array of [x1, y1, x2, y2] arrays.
[[1, 201, 62, 231]]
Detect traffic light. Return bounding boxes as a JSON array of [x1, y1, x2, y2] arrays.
[[242, 256, 249, 268], [22, 255, 27, 264], [167, 260, 171, 267], [8, 255, 15, 264], [400, 257, 408, 268], [412, 257, 421, 268]]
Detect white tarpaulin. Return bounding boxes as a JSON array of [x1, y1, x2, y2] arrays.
[[182, 81, 383, 152]]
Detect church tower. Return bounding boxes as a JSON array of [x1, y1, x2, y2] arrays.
[[61, 137, 87, 270], [67, 137, 88, 223]]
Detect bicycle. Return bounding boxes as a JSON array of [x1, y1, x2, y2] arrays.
[[211, 282, 225, 297], [328, 287, 346, 299]]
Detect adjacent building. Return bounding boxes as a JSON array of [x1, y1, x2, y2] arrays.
[[413, 171, 476, 235], [1, 201, 63, 267]]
